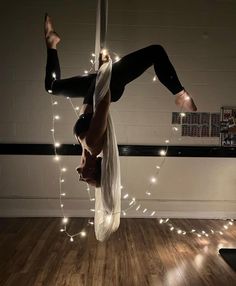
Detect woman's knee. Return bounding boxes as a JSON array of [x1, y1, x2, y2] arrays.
[[45, 80, 52, 93], [148, 44, 166, 56], [45, 79, 59, 95], [44, 81, 54, 94]]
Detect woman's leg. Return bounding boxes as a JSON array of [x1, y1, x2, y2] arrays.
[[110, 45, 197, 111], [110, 45, 183, 101], [45, 48, 60, 93], [45, 48, 96, 98], [44, 14, 96, 99]]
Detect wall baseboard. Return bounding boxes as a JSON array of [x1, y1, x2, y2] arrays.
[[0, 198, 235, 219], [0, 210, 236, 219]]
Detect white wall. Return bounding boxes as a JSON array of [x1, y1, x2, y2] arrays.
[[0, 0, 236, 218]]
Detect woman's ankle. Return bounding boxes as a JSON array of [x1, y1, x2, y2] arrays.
[[175, 89, 186, 97], [47, 44, 57, 49], [45, 33, 60, 49]]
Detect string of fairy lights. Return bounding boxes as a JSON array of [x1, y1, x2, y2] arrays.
[[48, 50, 234, 242]]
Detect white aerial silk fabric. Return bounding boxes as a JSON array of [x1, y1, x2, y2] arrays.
[[93, 58, 121, 242], [95, 0, 108, 71]]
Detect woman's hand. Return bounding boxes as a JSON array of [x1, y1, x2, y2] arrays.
[[99, 50, 110, 68]]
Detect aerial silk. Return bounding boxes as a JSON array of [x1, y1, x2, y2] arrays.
[[93, 0, 121, 242]]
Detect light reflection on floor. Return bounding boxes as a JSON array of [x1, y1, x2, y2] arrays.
[[162, 235, 236, 286]]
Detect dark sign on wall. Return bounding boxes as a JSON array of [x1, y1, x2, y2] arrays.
[[172, 112, 220, 138], [220, 107, 236, 147]]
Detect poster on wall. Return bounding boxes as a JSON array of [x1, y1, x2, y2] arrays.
[[172, 112, 220, 138], [220, 107, 236, 147]]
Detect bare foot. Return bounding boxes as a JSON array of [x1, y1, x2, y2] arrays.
[[175, 90, 197, 112], [44, 13, 61, 49]]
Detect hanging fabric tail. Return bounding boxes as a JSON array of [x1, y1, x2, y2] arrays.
[[94, 60, 121, 242], [93, 0, 121, 242]]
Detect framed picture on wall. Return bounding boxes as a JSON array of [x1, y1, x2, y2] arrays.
[[220, 107, 236, 147]]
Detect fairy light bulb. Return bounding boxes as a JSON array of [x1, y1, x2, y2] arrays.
[[165, 139, 170, 144], [122, 211, 127, 216], [48, 89, 52, 94], [50, 128, 54, 132], [54, 156, 60, 161], [153, 76, 157, 82], [92, 53, 96, 57], [197, 234, 202, 237], [159, 219, 164, 224], [61, 204, 64, 208], [61, 193, 66, 196], [115, 56, 120, 62], [224, 225, 228, 229], [156, 165, 160, 169], [84, 70, 88, 74], [70, 237, 74, 242], [150, 177, 157, 183], [143, 209, 147, 213], [75, 106, 80, 111], [159, 150, 166, 156], [170, 227, 174, 231], [129, 200, 135, 206], [229, 221, 233, 226], [219, 232, 223, 235], [90, 198, 95, 202], [90, 209, 95, 212], [180, 112, 186, 117], [61, 168, 67, 172], [54, 115, 60, 120], [191, 229, 196, 233], [129, 199, 135, 205], [52, 72, 56, 79], [177, 230, 182, 234], [80, 231, 86, 237], [183, 231, 186, 235], [53, 101, 58, 105], [173, 127, 178, 131], [123, 194, 129, 199], [136, 205, 141, 211], [90, 59, 94, 64], [146, 191, 151, 196], [62, 217, 68, 224], [61, 179, 65, 183], [55, 142, 60, 148], [165, 218, 169, 223], [151, 211, 156, 216], [120, 185, 124, 189], [60, 228, 64, 232]]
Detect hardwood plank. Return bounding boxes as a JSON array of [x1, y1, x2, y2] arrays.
[[0, 218, 236, 286]]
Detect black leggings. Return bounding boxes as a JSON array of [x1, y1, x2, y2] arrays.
[[45, 45, 184, 105]]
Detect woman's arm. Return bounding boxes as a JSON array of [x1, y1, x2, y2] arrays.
[[85, 89, 111, 151]]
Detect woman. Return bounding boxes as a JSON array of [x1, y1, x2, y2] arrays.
[[44, 14, 197, 188]]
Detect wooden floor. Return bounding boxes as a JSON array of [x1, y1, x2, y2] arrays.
[[0, 218, 236, 286]]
